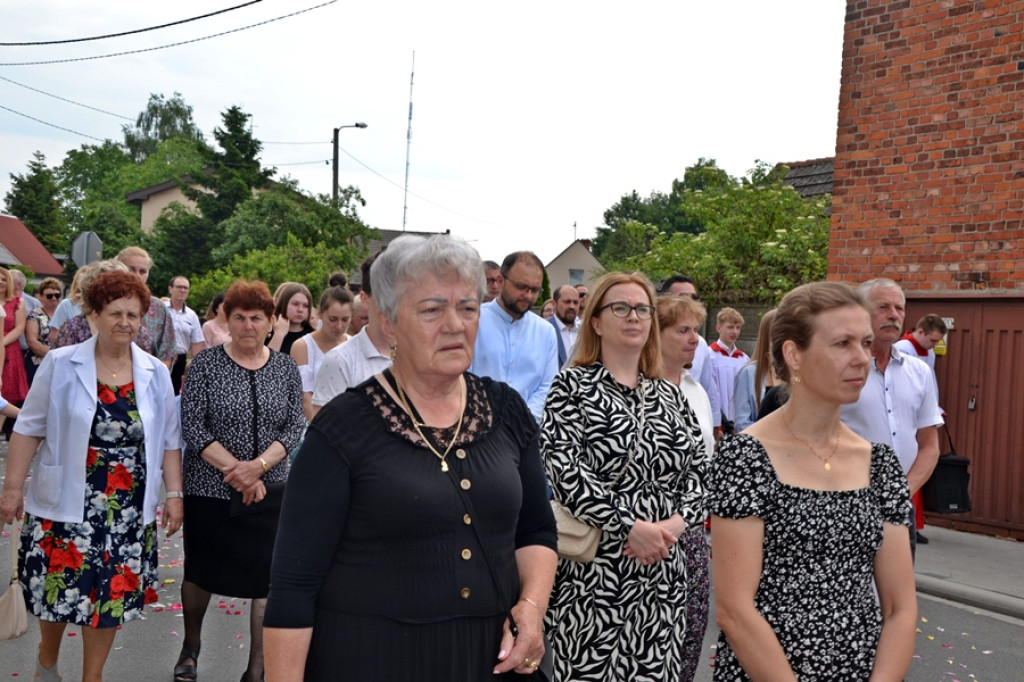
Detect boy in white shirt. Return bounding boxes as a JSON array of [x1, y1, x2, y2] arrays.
[[710, 307, 748, 433]]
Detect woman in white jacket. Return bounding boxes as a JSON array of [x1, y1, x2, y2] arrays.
[[0, 270, 183, 682]]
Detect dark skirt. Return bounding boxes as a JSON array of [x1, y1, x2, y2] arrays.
[[305, 609, 530, 682], [183, 495, 279, 598]]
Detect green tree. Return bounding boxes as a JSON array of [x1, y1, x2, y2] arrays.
[[188, 233, 366, 315], [593, 158, 738, 264], [122, 92, 207, 163], [598, 221, 660, 272], [4, 151, 68, 252], [148, 106, 274, 281], [624, 165, 831, 306], [211, 185, 370, 266], [184, 105, 273, 225], [55, 137, 207, 264]]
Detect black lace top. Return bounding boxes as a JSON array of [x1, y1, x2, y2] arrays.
[[264, 372, 556, 628]]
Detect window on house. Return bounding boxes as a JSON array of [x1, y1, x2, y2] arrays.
[[568, 269, 584, 286]]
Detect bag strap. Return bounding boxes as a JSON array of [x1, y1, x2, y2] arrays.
[[5, 522, 17, 586], [382, 370, 522, 633], [942, 423, 958, 456], [605, 379, 647, 492], [441, 467, 522, 635]]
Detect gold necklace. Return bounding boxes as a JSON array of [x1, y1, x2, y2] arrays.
[[782, 409, 841, 471], [98, 354, 130, 380], [395, 375, 466, 472]]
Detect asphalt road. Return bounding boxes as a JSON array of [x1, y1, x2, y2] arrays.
[[3, 441, 1021, 681], [692, 588, 1024, 681]]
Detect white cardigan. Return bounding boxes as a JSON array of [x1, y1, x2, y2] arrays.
[[14, 335, 181, 524]]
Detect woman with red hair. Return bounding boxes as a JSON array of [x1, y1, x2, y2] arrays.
[[0, 270, 183, 682]]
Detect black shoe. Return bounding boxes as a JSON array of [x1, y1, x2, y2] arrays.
[[174, 647, 200, 682], [916, 532, 929, 545]]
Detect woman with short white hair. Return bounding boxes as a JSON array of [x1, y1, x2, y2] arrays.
[[265, 234, 557, 681]]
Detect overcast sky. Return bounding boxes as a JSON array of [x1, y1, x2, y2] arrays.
[[1, 1, 846, 265]]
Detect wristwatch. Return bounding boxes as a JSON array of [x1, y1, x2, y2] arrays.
[[165, 491, 185, 499]]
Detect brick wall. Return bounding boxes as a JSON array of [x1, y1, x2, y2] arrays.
[[829, 0, 1024, 293]]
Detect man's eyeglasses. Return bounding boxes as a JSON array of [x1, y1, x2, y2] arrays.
[[677, 292, 700, 301], [43, 292, 61, 300], [598, 302, 655, 319], [505, 278, 542, 296]]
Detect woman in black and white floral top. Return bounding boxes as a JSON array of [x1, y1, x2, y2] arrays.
[[710, 282, 916, 681], [177, 279, 304, 682]]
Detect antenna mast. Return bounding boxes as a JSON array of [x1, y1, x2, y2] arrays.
[[402, 52, 415, 231]]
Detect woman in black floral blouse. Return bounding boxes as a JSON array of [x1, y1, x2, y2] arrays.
[[710, 282, 916, 681], [176, 280, 304, 682]]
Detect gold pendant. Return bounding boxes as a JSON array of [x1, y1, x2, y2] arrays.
[[824, 462, 831, 471], [441, 461, 449, 472]]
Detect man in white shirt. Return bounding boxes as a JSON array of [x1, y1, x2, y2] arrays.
[[311, 252, 392, 416], [659, 275, 723, 438], [470, 251, 558, 422], [841, 278, 943, 558], [547, 284, 581, 366], [165, 276, 206, 393], [894, 313, 946, 399]]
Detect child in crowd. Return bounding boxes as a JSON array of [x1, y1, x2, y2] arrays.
[[710, 307, 748, 433]]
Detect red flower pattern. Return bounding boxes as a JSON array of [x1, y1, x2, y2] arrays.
[[104, 463, 134, 496], [97, 384, 117, 405]]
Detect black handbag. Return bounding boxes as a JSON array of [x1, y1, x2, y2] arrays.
[[922, 425, 972, 514]]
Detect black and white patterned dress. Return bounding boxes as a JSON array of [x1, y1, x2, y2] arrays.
[[541, 364, 707, 682], [709, 434, 912, 681]]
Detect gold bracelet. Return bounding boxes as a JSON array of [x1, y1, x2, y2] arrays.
[[258, 457, 269, 472], [518, 597, 543, 614]]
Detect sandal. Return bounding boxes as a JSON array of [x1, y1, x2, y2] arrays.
[[173, 646, 200, 682]]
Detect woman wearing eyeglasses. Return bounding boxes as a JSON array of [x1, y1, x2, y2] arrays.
[[540, 271, 707, 681], [24, 277, 63, 386]]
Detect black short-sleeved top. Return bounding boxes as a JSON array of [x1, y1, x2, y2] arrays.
[[709, 434, 912, 681], [264, 372, 556, 628]]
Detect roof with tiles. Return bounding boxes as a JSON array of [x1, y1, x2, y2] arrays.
[[0, 214, 64, 276], [777, 157, 834, 198]]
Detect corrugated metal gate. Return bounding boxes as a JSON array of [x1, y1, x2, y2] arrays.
[[906, 298, 1024, 537]]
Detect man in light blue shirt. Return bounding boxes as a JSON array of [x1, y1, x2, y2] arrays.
[[470, 251, 558, 421]]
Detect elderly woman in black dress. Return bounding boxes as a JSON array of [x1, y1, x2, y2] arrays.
[[176, 280, 304, 682], [264, 234, 557, 681]]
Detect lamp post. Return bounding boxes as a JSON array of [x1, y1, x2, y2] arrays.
[[333, 122, 368, 204]]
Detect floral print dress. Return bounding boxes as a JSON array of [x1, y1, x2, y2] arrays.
[[20, 381, 159, 627]]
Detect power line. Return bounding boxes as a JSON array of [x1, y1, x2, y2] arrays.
[[335, 147, 512, 229], [0, 1, 263, 47], [0, 74, 133, 120], [0, 103, 107, 141], [0, 0, 338, 67], [263, 140, 328, 145], [273, 159, 329, 166]]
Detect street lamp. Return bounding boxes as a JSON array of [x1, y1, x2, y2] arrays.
[[332, 122, 368, 204]]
